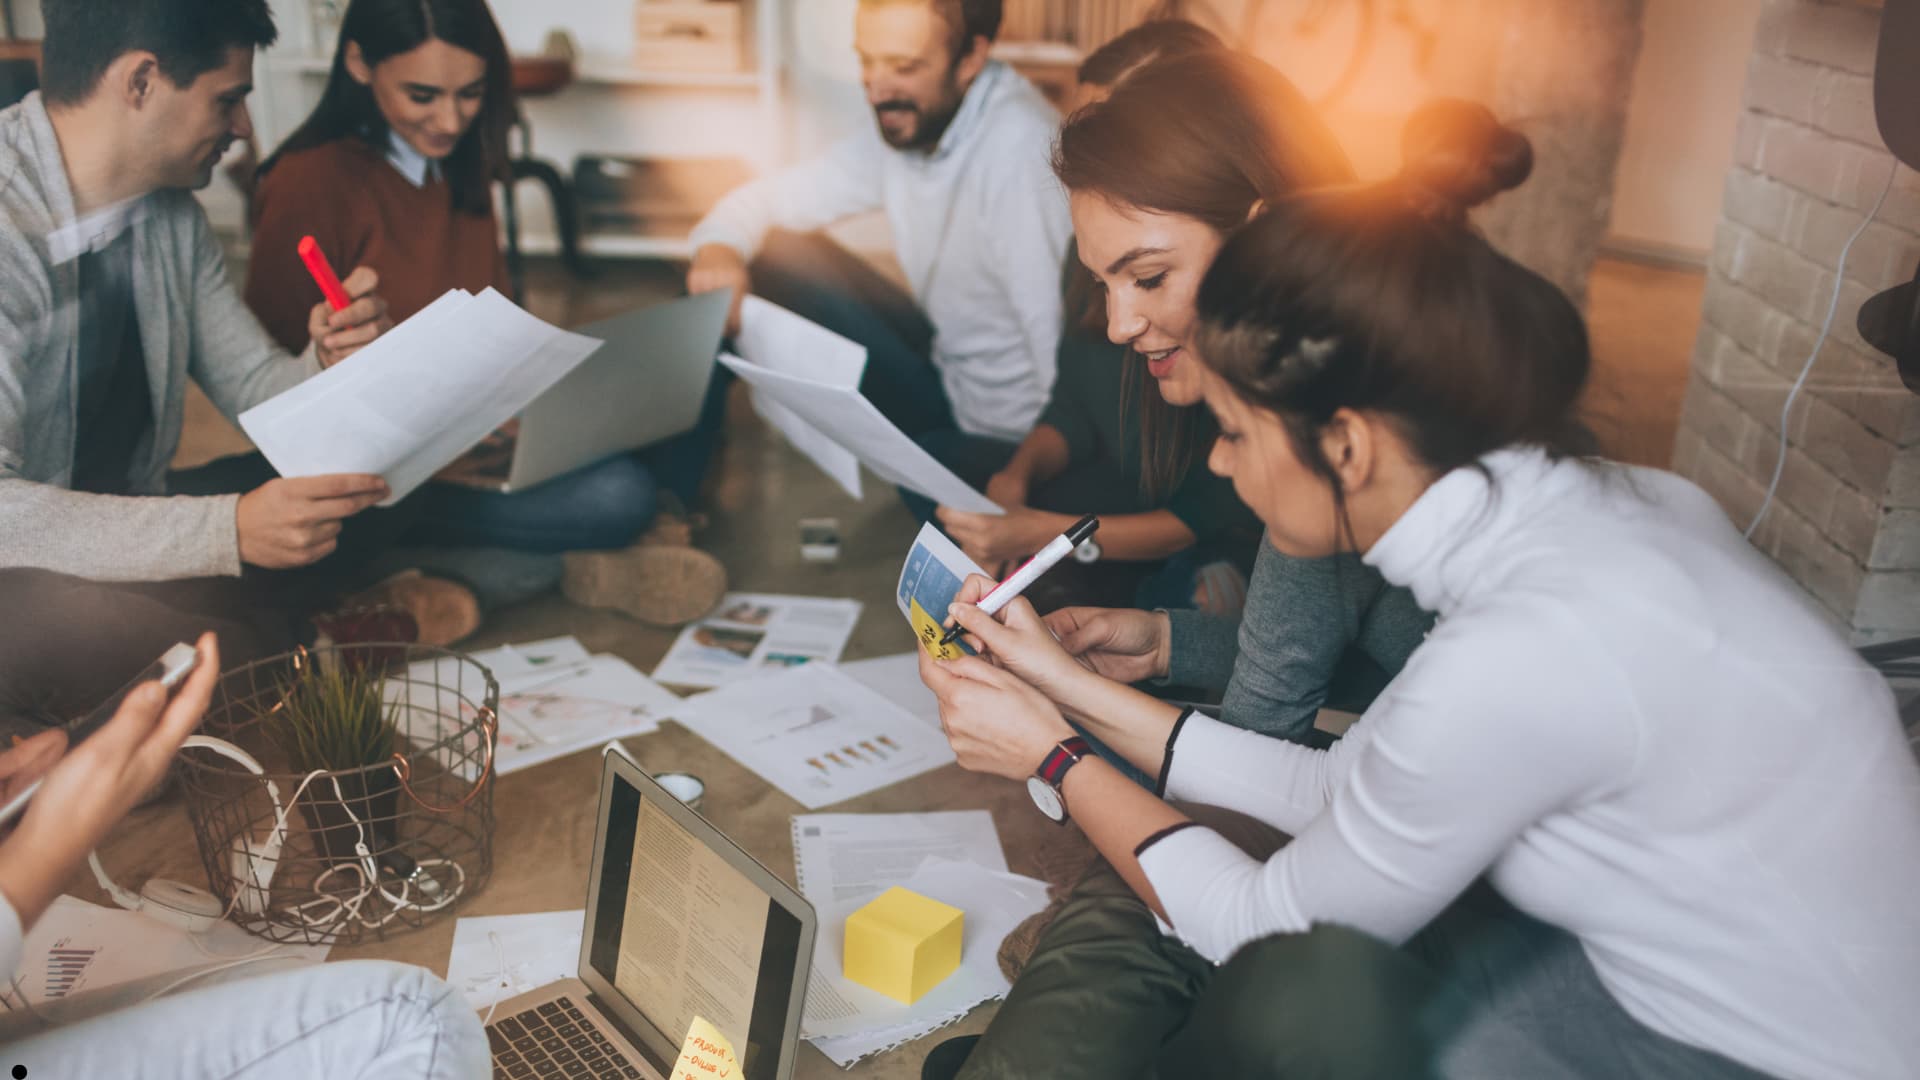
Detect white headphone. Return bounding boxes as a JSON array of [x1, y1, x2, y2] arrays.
[[93, 734, 465, 941]]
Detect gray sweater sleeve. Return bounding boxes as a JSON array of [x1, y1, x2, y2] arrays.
[[1167, 537, 1435, 741]]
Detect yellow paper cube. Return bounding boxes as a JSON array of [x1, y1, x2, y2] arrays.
[[843, 886, 964, 1004]]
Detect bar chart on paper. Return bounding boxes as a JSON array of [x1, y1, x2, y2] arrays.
[[44, 941, 98, 998]]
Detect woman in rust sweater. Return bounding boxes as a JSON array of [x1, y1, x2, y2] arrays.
[[247, 0, 725, 630]]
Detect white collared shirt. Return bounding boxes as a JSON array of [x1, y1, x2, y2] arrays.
[[385, 128, 438, 188], [690, 61, 1072, 442]]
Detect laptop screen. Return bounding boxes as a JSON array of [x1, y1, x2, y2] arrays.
[[588, 772, 805, 1078]]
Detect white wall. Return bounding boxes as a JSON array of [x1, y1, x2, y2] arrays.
[[1606, 0, 1762, 261]]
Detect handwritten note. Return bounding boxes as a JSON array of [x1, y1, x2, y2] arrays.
[[909, 598, 966, 661], [674, 1015, 739, 1080]]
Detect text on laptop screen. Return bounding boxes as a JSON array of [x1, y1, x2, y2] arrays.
[[590, 774, 804, 1077]]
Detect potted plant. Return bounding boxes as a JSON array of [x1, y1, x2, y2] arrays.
[[267, 657, 403, 866]]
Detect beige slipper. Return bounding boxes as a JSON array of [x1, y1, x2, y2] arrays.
[[562, 544, 728, 628]]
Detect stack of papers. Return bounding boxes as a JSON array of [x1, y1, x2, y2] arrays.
[[720, 298, 1002, 515], [241, 288, 602, 505], [791, 812, 1049, 1066], [673, 663, 954, 809], [653, 593, 862, 690], [393, 636, 684, 777]]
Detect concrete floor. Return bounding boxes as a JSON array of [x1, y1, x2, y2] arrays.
[[132, 251, 1705, 1079]]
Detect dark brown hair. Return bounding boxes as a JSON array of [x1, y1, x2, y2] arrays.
[[40, 0, 276, 107], [259, 0, 514, 216], [1076, 19, 1221, 88], [1194, 100, 1591, 544], [1053, 49, 1356, 501]]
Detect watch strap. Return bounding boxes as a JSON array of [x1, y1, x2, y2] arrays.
[[1036, 736, 1092, 787]]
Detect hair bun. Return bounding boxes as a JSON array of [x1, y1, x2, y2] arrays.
[[1399, 100, 1532, 220]]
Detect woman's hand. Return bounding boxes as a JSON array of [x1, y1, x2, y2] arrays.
[[944, 574, 1103, 710], [918, 647, 1075, 782], [936, 507, 1070, 573], [1043, 607, 1173, 684], [0, 729, 68, 821], [311, 267, 393, 367], [0, 634, 220, 926]]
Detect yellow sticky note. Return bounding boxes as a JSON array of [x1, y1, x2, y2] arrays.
[[910, 598, 967, 661], [673, 1015, 738, 1080], [843, 886, 964, 1004]]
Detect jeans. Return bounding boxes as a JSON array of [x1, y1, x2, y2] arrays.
[[1, 960, 487, 1080], [747, 230, 956, 439]]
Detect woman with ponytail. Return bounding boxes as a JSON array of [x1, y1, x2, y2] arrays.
[[918, 102, 1920, 1079]]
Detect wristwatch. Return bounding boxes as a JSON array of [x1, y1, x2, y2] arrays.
[[1028, 736, 1092, 824], [1073, 536, 1102, 564]]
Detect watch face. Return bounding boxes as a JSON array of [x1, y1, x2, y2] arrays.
[[1027, 776, 1066, 822]]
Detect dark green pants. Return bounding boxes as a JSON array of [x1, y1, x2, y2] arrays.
[[954, 809, 1772, 1080]]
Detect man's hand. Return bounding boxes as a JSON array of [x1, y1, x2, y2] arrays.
[[236, 474, 390, 569], [688, 244, 750, 336], [1043, 607, 1174, 685], [310, 266, 392, 368], [984, 468, 1030, 511], [0, 634, 219, 926]]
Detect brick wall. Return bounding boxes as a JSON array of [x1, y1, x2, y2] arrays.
[[1673, 0, 1920, 640]]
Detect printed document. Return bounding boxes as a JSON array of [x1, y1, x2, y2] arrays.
[[241, 289, 603, 505], [653, 593, 862, 689], [673, 664, 955, 809], [732, 297, 867, 501], [898, 523, 989, 660], [446, 910, 584, 1010], [718, 348, 1002, 515]]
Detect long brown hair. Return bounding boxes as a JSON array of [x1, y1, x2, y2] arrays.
[[1053, 49, 1355, 501], [1194, 101, 1592, 546]]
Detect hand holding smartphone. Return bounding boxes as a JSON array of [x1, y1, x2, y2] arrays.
[[0, 643, 201, 828]]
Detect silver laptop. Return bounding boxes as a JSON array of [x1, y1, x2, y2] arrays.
[[460, 289, 732, 493], [483, 749, 816, 1080]]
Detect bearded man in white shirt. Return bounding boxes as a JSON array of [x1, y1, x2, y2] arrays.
[[688, 0, 1071, 485]]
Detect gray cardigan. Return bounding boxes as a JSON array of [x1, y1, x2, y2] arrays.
[[0, 93, 318, 582], [1166, 538, 1435, 739]]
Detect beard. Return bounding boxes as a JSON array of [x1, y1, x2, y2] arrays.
[[872, 85, 965, 151]]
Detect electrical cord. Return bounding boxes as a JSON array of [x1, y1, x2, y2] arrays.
[[480, 930, 512, 1027], [1745, 164, 1902, 539]]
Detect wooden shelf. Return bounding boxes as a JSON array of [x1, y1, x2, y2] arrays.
[[265, 53, 769, 91]]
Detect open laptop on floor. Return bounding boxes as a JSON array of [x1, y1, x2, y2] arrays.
[[451, 288, 732, 493], [483, 749, 816, 1080]]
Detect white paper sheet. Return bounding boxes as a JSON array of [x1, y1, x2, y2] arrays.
[[492, 655, 683, 775], [391, 639, 679, 778], [652, 593, 862, 690], [240, 289, 605, 505], [802, 859, 1050, 1059], [674, 665, 955, 809], [790, 811, 1006, 909], [839, 654, 941, 728], [717, 354, 1003, 515], [0, 896, 330, 1015], [446, 910, 584, 1010], [732, 297, 868, 500]]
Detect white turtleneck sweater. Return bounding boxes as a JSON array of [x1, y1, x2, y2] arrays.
[[1136, 449, 1920, 1080]]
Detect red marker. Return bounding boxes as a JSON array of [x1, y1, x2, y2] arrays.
[[298, 235, 352, 312]]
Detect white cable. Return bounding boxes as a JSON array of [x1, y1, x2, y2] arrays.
[[137, 953, 296, 1006], [1745, 164, 1901, 539]]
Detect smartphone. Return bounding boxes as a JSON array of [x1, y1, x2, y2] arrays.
[[0, 642, 201, 827]]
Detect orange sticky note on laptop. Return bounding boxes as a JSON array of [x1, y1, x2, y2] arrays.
[[674, 1015, 738, 1080]]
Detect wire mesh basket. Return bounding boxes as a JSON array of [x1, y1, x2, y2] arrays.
[[176, 643, 498, 946]]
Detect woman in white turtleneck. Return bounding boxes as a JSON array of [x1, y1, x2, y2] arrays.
[[918, 102, 1920, 1080]]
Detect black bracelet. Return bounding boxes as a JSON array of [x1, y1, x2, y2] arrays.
[[1133, 820, 1201, 859], [1155, 709, 1195, 798]]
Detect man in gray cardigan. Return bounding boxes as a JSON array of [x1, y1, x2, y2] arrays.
[[0, 0, 396, 732]]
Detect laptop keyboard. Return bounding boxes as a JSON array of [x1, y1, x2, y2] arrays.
[[488, 996, 645, 1080]]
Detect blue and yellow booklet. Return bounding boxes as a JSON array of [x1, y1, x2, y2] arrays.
[[897, 523, 988, 660]]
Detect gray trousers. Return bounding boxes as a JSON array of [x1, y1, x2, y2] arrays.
[[955, 808, 1773, 1080]]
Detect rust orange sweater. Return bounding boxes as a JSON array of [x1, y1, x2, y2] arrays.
[[245, 136, 510, 353]]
